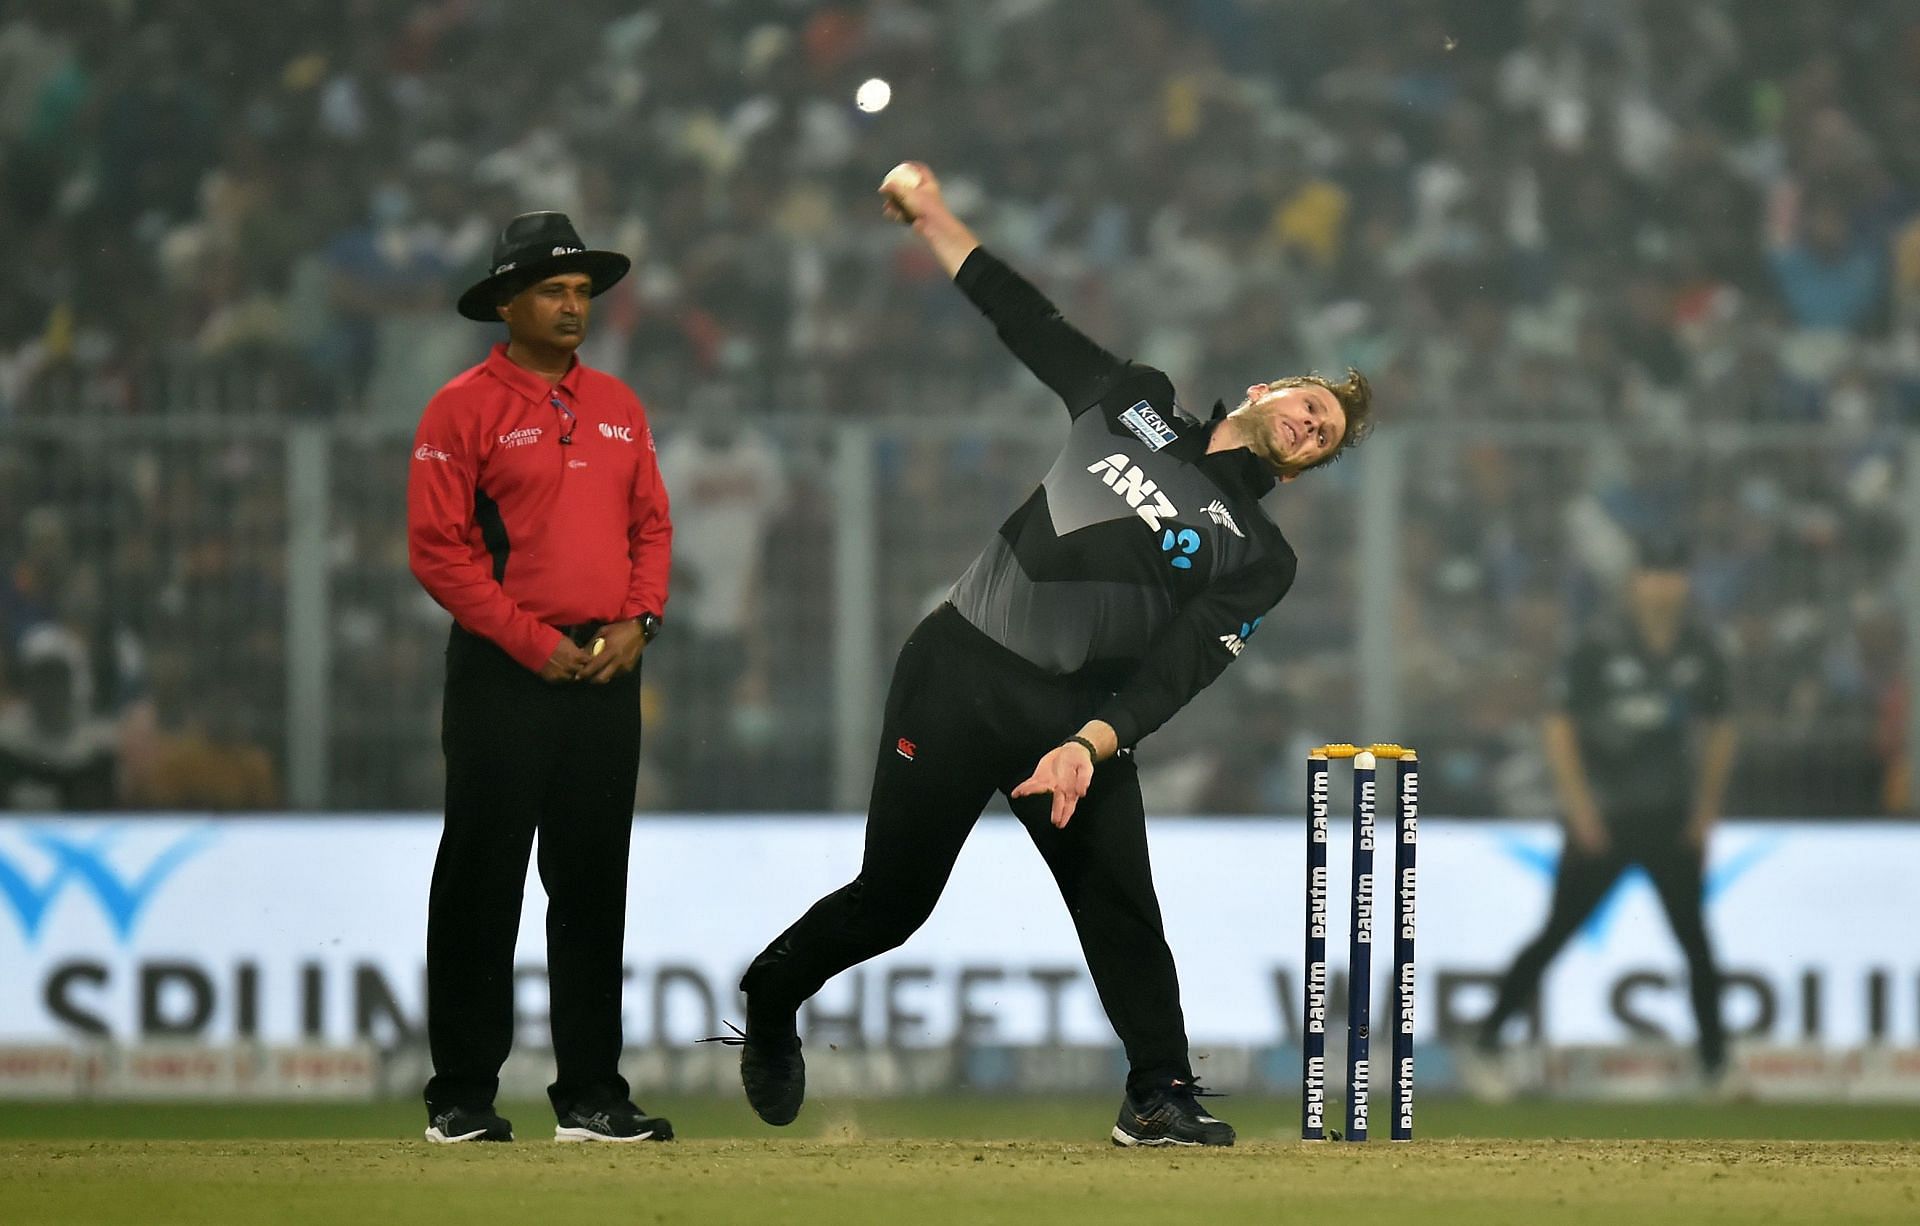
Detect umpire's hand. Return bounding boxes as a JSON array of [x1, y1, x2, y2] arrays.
[[540, 639, 593, 683], [578, 619, 647, 684], [1011, 743, 1097, 829]]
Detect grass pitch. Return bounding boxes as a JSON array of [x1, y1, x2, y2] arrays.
[[2, 1099, 1916, 1225]]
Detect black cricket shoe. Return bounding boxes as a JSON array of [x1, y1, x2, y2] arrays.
[[1111, 1080, 1236, 1148], [424, 1105, 514, 1144], [554, 1101, 674, 1143], [701, 1017, 805, 1126]]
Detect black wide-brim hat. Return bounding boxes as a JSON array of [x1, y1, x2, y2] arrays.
[[456, 211, 631, 321]]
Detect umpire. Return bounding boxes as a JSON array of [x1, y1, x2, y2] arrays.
[[725, 164, 1373, 1147], [1476, 537, 1736, 1081], [407, 212, 673, 1143]]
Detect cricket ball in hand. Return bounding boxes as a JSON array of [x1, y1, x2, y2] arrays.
[[882, 162, 924, 194]]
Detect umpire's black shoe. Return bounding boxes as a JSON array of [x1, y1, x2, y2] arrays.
[[1111, 1080, 1236, 1148], [554, 1101, 674, 1143], [425, 1105, 514, 1143]]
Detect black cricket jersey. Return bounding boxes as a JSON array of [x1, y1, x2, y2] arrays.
[[946, 248, 1297, 750], [1551, 617, 1730, 825]]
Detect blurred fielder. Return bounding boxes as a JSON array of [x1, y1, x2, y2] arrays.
[[722, 162, 1373, 1147], [1476, 537, 1735, 1082]]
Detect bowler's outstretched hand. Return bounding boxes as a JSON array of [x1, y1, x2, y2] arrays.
[[880, 160, 983, 278], [1011, 743, 1096, 829], [879, 161, 939, 224]]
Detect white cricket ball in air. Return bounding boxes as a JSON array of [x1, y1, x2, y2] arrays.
[[855, 77, 893, 113]]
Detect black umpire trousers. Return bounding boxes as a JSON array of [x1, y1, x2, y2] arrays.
[[743, 604, 1194, 1094], [1483, 827, 1726, 1068], [424, 625, 642, 1116]]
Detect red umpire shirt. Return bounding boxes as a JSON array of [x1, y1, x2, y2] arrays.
[[407, 342, 672, 669]]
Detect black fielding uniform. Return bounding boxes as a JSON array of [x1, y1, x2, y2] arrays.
[[1480, 615, 1731, 1070], [742, 249, 1296, 1094]]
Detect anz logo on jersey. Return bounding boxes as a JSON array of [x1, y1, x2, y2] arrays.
[[1218, 617, 1263, 657], [1086, 453, 1179, 531]]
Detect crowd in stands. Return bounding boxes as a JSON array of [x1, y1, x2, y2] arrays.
[[2, 0, 1917, 814]]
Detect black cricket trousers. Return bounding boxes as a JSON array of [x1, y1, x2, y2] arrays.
[[1483, 829, 1726, 1068], [743, 604, 1194, 1093], [424, 625, 642, 1116]]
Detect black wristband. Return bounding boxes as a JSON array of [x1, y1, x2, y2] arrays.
[[637, 612, 662, 643], [1065, 734, 1099, 762]]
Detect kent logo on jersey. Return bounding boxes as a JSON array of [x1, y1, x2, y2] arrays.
[[1119, 401, 1179, 452]]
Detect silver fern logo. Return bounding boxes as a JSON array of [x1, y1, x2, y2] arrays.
[[1202, 500, 1244, 539]]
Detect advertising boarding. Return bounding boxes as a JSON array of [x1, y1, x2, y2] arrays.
[[0, 817, 1912, 1051]]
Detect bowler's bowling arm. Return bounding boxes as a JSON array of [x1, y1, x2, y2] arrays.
[[907, 199, 982, 279], [891, 165, 1126, 412]]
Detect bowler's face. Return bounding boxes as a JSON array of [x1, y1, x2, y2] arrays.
[[1244, 383, 1346, 475], [500, 272, 592, 350]]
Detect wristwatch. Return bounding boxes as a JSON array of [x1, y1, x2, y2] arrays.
[[637, 611, 662, 643]]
